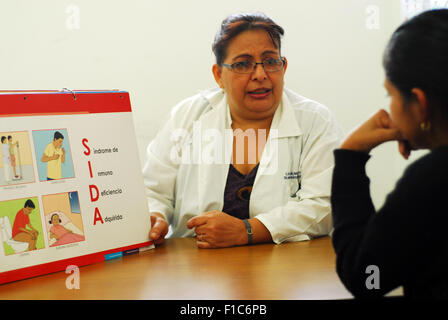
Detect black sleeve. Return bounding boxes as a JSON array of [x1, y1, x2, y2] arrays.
[[331, 149, 429, 298]]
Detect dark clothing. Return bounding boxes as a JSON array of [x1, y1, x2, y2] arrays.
[[222, 164, 259, 220], [331, 147, 448, 299]]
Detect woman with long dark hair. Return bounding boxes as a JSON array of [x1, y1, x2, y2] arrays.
[[331, 9, 448, 299]]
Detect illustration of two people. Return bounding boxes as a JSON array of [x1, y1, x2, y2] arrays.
[[41, 131, 65, 180], [1, 135, 20, 182], [11, 199, 85, 251]]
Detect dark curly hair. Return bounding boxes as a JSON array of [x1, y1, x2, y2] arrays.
[[212, 12, 284, 66]]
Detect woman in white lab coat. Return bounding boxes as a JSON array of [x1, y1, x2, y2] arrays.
[[143, 12, 343, 248]]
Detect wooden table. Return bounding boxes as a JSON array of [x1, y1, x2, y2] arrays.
[[0, 236, 402, 300]]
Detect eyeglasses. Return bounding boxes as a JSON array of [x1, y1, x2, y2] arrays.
[[222, 57, 285, 74]]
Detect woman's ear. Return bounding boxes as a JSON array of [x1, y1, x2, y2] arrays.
[[411, 87, 428, 122], [212, 64, 224, 89]]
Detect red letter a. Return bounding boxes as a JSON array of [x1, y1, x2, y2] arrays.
[[93, 207, 104, 225]]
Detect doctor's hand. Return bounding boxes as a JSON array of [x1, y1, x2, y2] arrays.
[[340, 109, 404, 154], [149, 212, 169, 245], [187, 211, 247, 249]]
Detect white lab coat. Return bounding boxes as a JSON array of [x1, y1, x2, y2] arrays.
[[143, 87, 343, 243]]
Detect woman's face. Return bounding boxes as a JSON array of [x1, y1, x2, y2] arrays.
[[385, 79, 427, 149], [51, 214, 60, 225], [213, 29, 287, 122]]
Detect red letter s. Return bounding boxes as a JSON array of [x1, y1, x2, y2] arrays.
[[82, 138, 90, 156]]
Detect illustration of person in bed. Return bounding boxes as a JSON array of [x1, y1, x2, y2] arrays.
[[49, 213, 85, 247]]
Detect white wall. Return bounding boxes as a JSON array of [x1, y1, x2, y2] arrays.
[[1, 0, 424, 208]]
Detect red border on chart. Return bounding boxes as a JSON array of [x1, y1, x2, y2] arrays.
[[0, 92, 131, 117], [0, 241, 153, 285]]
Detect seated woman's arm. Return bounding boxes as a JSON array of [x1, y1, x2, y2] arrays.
[[331, 110, 436, 298], [330, 147, 441, 298], [186, 210, 272, 248]]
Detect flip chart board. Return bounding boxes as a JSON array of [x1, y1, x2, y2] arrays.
[[0, 90, 153, 284]]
